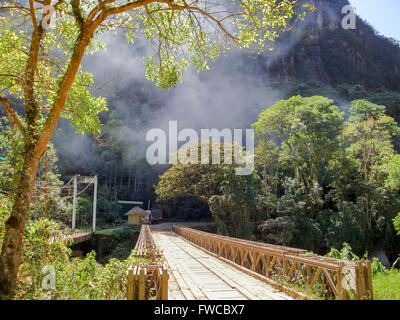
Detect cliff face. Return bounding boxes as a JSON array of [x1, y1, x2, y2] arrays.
[[263, 0, 400, 90]]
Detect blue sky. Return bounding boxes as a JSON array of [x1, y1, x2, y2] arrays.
[[349, 0, 400, 41]]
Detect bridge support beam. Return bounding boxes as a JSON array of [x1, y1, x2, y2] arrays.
[[92, 175, 97, 232], [72, 175, 77, 229], [71, 174, 97, 231]]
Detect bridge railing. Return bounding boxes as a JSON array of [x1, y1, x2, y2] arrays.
[[127, 225, 168, 300], [50, 230, 92, 246], [172, 225, 373, 300]]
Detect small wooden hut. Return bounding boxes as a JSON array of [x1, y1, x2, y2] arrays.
[[125, 206, 147, 226]]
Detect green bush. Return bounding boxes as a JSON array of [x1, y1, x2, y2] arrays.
[[394, 213, 400, 235], [326, 242, 360, 261], [10, 217, 139, 300], [372, 257, 387, 275]]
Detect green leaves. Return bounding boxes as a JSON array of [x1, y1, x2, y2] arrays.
[[0, 19, 29, 98], [60, 69, 108, 135], [253, 95, 400, 252], [0, 8, 108, 136], [394, 213, 400, 235], [385, 155, 400, 191], [253, 95, 344, 190], [155, 141, 258, 235], [12, 216, 141, 300], [326, 242, 360, 261], [349, 99, 386, 122], [234, 0, 309, 51], [344, 100, 400, 188], [138, 0, 311, 88]]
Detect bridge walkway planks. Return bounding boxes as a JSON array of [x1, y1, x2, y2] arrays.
[[152, 228, 292, 300]]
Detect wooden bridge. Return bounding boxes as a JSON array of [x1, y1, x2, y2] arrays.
[[51, 230, 92, 246], [127, 224, 374, 300]]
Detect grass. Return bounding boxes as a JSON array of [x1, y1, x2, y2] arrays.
[[373, 269, 400, 300], [273, 268, 400, 300], [96, 230, 119, 236], [96, 226, 140, 236]]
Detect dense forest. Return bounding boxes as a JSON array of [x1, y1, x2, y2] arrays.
[[156, 97, 400, 260]]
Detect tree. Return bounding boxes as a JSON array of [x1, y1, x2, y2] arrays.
[[0, 117, 71, 226], [253, 95, 344, 217], [0, 1, 311, 297], [323, 100, 400, 254], [95, 111, 134, 200], [251, 96, 400, 254], [252, 96, 345, 250], [155, 141, 258, 236], [343, 100, 400, 231], [254, 140, 279, 222]]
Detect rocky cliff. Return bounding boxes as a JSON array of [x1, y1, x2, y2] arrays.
[[261, 0, 400, 91]]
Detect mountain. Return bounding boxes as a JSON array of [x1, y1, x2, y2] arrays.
[[259, 0, 400, 91]]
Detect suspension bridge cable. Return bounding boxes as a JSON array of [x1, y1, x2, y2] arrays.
[[76, 182, 93, 196], [60, 175, 76, 189]]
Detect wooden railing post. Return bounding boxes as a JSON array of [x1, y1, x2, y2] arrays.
[[336, 262, 348, 300], [356, 260, 365, 300], [283, 253, 288, 277], [161, 269, 169, 300], [266, 255, 271, 278], [138, 268, 146, 300], [127, 267, 135, 300], [365, 260, 373, 300], [306, 264, 311, 290]]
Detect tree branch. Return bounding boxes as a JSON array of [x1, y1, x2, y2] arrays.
[[103, 0, 153, 18], [147, 1, 238, 42], [23, 0, 52, 133], [71, 0, 85, 29], [0, 96, 30, 143], [28, 0, 39, 33], [87, 0, 116, 23]]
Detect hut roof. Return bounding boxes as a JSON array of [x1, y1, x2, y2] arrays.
[[125, 206, 147, 216]]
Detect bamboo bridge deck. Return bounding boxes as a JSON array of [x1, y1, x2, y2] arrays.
[[152, 227, 292, 300]]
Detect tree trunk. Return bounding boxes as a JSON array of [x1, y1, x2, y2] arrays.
[[0, 25, 95, 298], [114, 164, 117, 200], [0, 144, 40, 299]]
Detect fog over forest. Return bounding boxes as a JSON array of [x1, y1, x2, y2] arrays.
[[53, 0, 355, 168]]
